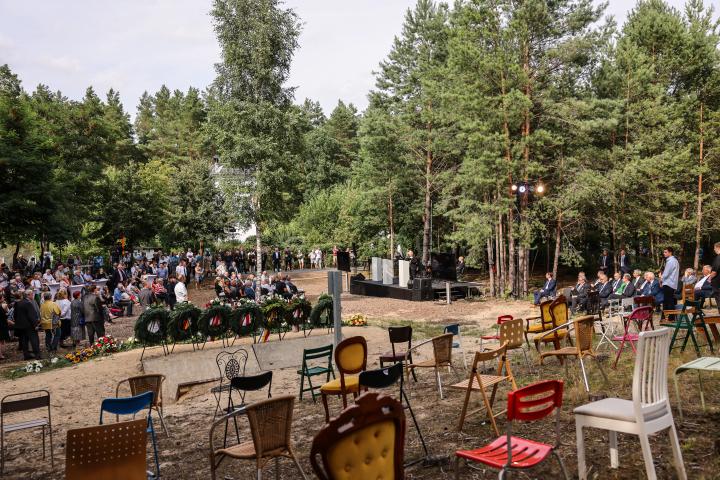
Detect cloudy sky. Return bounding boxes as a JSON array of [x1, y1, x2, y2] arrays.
[[0, 0, 693, 117]]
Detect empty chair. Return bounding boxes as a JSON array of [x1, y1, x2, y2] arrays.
[[116, 374, 169, 436], [379, 326, 416, 381], [1, 390, 53, 475], [319, 336, 367, 422], [612, 306, 654, 368], [574, 328, 687, 480], [211, 349, 249, 418], [479, 315, 513, 352], [525, 299, 554, 347], [99, 391, 160, 478], [209, 395, 307, 480], [65, 419, 147, 480], [444, 324, 468, 370], [499, 318, 532, 372], [310, 392, 405, 480], [297, 344, 335, 402], [454, 380, 568, 479], [533, 296, 571, 352], [405, 333, 459, 399]]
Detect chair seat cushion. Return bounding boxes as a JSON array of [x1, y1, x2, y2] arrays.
[[526, 324, 548, 333], [215, 440, 256, 459], [573, 397, 667, 423], [298, 366, 332, 376], [456, 435, 552, 469], [320, 376, 360, 394], [480, 334, 500, 341], [536, 330, 568, 342], [379, 351, 406, 362]]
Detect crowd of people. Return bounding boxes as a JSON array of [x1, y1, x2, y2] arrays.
[[534, 244, 720, 315]]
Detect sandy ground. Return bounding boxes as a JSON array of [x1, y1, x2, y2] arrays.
[[2, 270, 717, 479]]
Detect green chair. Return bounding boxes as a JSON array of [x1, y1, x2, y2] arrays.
[[297, 344, 335, 402], [666, 300, 714, 355]]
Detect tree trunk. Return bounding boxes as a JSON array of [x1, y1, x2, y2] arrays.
[[254, 195, 262, 301], [12, 242, 20, 269], [487, 236, 495, 298], [496, 209, 504, 296], [553, 212, 562, 279], [388, 190, 395, 259], [422, 149, 432, 265], [508, 209, 515, 298], [694, 102, 704, 270]]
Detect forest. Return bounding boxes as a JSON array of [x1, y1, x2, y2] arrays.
[[1, 0, 719, 298]]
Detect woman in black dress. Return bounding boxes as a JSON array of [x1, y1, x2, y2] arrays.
[[0, 293, 10, 360]]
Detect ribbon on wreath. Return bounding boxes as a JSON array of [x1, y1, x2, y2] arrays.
[[242, 312, 252, 327], [210, 315, 221, 327], [182, 318, 190, 331]]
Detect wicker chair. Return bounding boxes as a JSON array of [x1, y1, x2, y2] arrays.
[[405, 333, 459, 399], [540, 315, 608, 392], [450, 343, 517, 435], [209, 395, 307, 480], [116, 374, 168, 436], [319, 336, 367, 422], [310, 392, 405, 480]]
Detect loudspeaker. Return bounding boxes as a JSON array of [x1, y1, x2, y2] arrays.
[[337, 251, 351, 272], [412, 278, 433, 301]]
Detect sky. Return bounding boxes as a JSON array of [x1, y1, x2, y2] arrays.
[[0, 0, 694, 118]]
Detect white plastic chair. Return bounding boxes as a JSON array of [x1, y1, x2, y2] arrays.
[[574, 328, 686, 480]]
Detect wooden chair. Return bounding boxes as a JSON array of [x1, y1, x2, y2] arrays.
[[209, 395, 307, 480], [479, 315, 514, 352], [455, 380, 568, 479], [65, 419, 147, 480], [540, 316, 608, 392], [379, 326, 416, 381], [525, 299, 554, 347], [665, 300, 714, 355], [575, 328, 687, 480], [405, 333, 459, 399], [297, 344, 335, 402], [450, 343, 517, 435], [320, 336, 367, 422], [533, 296, 571, 352], [116, 374, 168, 437], [1, 390, 53, 475], [310, 392, 405, 480], [499, 317, 532, 372]]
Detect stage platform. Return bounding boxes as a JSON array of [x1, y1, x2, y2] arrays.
[[350, 278, 482, 301]]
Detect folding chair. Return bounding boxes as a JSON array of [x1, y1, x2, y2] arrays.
[[665, 300, 714, 355], [591, 292, 617, 351], [211, 348, 249, 418], [450, 343, 517, 435], [66, 419, 148, 480], [455, 380, 568, 479], [99, 391, 160, 478], [358, 363, 431, 466], [297, 344, 335, 402], [612, 306, 654, 368], [116, 374, 169, 437], [444, 323, 468, 370], [1, 390, 53, 475]]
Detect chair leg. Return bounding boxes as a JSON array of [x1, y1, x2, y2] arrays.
[[435, 367, 444, 399], [674, 373, 684, 421], [579, 357, 590, 392], [668, 423, 688, 480], [157, 408, 170, 437], [609, 430, 619, 468], [454, 456, 461, 480], [49, 422, 54, 468], [553, 450, 569, 480], [594, 356, 609, 383], [257, 468, 263, 480], [321, 394, 330, 423], [289, 448, 309, 480], [576, 422, 587, 480], [275, 457, 280, 480], [638, 434, 657, 480], [299, 373, 305, 400]]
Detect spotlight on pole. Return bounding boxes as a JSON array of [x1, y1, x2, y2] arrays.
[[518, 184, 527, 194], [511, 184, 518, 192], [536, 184, 545, 194]]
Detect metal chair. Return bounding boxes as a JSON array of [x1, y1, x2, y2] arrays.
[[455, 380, 568, 479], [319, 336, 367, 422], [444, 323, 468, 370], [209, 395, 307, 480], [1, 390, 53, 475], [450, 343, 517, 435], [310, 392, 405, 480], [66, 419, 147, 480], [297, 344, 335, 402], [211, 348, 249, 418], [379, 326, 417, 381], [612, 305, 654, 368], [405, 333, 459, 399], [99, 391, 160, 478], [575, 328, 687, 480], [116, 374, 169, 436]]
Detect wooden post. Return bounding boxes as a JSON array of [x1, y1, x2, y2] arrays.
[[446, 281, 451, 305], [328, 271, 343, 347]]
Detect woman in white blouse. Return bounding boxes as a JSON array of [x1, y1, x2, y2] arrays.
[[175, 275, 188, 303]]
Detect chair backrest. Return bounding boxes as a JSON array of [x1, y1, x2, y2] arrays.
[[310, 392, 405, 480], [681, 283, 695, 302], [471, 342, 509, 373], [215, 348, 249, 384], [230, 371, 273, 404], [1, 389, 51, 417], [432, 333, 454, 365], [538, 299, 553, 327], [245, 395, 295, 459], [125, 374, 164, 407], [632, 328, 672, 421], [573, 316, 596, 355], [443, 323, 460, 336], [627, 305, 653, 325], [684, 300, 701, 320], [388, 326, 412, 344], [499, 318, 524, 349], [621, 297, 635, 312], [634, 295, 655, 307], [359, 362, 403, 390], [549, 295, 568, 327], [507, 379, 563, 422], [335, 336, 368, 375], [586, 291, 600, 315], [99, 391, 153, 424], [497, 315, 513, 325], [302, 344, 334, 369], [65, 419, 147, 480]]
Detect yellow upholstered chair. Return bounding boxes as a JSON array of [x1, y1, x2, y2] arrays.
[[310, 392, 405, 480], [533, 295, 571, 352], [525, 298, 554, 347], [320, 336, 367, 422]]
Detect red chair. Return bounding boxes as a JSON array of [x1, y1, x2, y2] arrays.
[[454, 380, 568, 480], [480, 315, 514, 351], [612, 306, 653, 369]]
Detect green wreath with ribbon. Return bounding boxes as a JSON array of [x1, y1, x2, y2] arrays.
[[309, 293, 334, 328], [261, 296, 289, 332], [230, 299, 263, 337], [286, 297, 312, 328], [199, 302, 232, 338], [134, 307, 169, 345], [167, 302, 201, 342]]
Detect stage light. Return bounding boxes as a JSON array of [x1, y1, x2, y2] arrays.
[[511, 184, 518, 192], [536, 184, 545, 194], [518, 185, 527, 194]]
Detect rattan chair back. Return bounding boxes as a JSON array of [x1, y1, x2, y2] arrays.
[[433, 333, 454, 365]]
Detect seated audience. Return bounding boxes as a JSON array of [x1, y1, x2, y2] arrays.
[[693, 265, 713, 306], [533, 272, 556, 305], [570, 272, 589, 313]]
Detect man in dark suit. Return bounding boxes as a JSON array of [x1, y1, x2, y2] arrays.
[[272, 248, 281, 272], [111, 263, 128, 291], [599, 249, 611, 274], [533, 272, 557, 305], [631, 269, 644, 291], [597, 272, 613, 308], [618, 249, 631, 275], [610, 271, 622, 293], [12, 291, 41, 359], [694, 264, 714, 307], [570, 273, 589, 313]]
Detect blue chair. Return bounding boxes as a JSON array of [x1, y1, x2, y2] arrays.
[[100, 391, 160, 478], [444, 323, 468, 370]]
